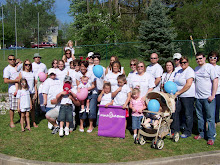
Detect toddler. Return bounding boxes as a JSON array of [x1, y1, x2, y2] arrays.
[[78, 75, 93, 113], [16, 78, 32, 132], [129, 88, 146, 140]]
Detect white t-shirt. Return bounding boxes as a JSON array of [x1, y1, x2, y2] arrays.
[[87, 64, 94, 73], [3, 65, 19, 94], [56, 68, 68, 85], [174, 66, 195, 97], [113, 84, 131, 106], [17, 63, 23, 72], [160, 72, 175, 91], [21, 71, 35, 94], [104, 72, 122, 92], [60, 88, 77, 107], [100, 93, 112, 105], [32, 62, 47, 80], [174, 66, 182, 74], [65, 57, 73, 70], [130, 72, 155, 98], [214, 65, 220, 95], [64, 47, 75, 55], [146, 63, 163, 92], [194, 63, 218, 99], [76, 71, 98, 95], [68, 69, 78, 88], [16, 89, 31, 109], [42, 78, 62, 108], [38, 83, 44, 107], [127, 71, 137, 88]]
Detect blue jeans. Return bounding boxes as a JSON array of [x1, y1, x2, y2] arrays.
[[132, 116, 143, 130], [172, 97, 195, 136], [79, 93, 98, 120], [195, 98, 216, 140]]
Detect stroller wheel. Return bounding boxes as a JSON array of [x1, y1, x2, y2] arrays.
[[156, 139, 164, 150], [138, 135, 146, 145], [173, 132, 179, 142], [151, 138, 156, 148]]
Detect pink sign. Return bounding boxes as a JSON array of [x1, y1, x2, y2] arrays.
[[98, 105, 126, 138]]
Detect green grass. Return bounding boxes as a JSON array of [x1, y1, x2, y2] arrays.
[[0, 111, 219, 163]]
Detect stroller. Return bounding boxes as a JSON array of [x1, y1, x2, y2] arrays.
[[135, 91, 179, 149]]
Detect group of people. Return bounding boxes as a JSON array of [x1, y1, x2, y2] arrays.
[[3, 41, 219, 145]]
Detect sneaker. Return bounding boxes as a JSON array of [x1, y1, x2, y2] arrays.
[[51, 127, 59, 134], [214, 133, 217, 138], [59, 128, 64, 137], [207, 139, 214, 145], [64, 127, 69, 136], [48, 122, 54, 130], [194, 135, 202, 140], [79, 109, 85, 113], [87, 129, 93, 133], [79, 128, 84, 132], [181, 134, 189, 138]]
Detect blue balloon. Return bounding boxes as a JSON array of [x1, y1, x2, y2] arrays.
[[164, 81, 177, 94], [148, 99, 160, 112], [93, 65, 103, 78]]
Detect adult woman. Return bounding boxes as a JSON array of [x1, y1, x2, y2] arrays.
[[127, 59, 138, 87], [173, 56, 195, 138], [56, 60, 69, 84], [208, 51, 220, 126], [104, 61, 122, 92], [51, 59, 58, 70], [105, 56, 125, 75], [64, 40, 75, 60], [129, 61, 155, 98], [69, 59, 81, 89], [18, 59, 38, 127], [62, 49, 73, 70], [76, 61, 97, 133], [160, 60, 175, 91]]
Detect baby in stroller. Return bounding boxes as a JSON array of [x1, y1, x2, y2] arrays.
[[135, 91, 178, 149]]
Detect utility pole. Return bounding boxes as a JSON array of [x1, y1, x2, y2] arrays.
[[15, 5, 17, 58], [38, 12, 39, 53], [1, 4, 5, 60]]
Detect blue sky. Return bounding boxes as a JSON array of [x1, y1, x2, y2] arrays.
[[55, 0, 73, 23]]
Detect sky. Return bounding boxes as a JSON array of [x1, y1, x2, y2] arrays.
[[54, 0, 73, 24]]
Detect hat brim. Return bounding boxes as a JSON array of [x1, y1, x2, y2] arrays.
[[33, 56, 42, 59]]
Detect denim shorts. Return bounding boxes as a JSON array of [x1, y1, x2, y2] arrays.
[[58, 105, 73, 122], [132, 116, 143, 130]]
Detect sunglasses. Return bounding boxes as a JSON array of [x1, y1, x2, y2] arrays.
[[196, 57, 203, 61], [174, 58, 180, 61], [180, 61, 187, 64], [9, 59, 15, 61], [209, 56, 217, 60], [74, 65, 79, 67], [151, 58, 157, 60], [21, 83, 26, 85], [130, 64, 136, 66], [25, 64, 31, 66], [138, 66, 144, 68], [34, 57, 41, 59], [66, 53, 71, 54]]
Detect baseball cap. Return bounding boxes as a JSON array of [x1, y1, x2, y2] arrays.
[[173, 53, 182, 59], [64, 75, 72, 83], [88, 52, 94, 58], [63, 83, 71, 92], [48, 68, 56, 75]]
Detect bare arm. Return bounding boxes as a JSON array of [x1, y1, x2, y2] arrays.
[[43, 93, 47, 106], [175, 78, 193, 97], [69, 94, 80, 106], [4, 78, 19, 84], [155, 77, 161, 86], [123, 92, 131, 109], [208, 77, 218, 102], [112, 87, 122, 98], [97, 90, 104, 102]]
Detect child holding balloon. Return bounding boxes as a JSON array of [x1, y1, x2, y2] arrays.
[[129, 88, 146, 140], [78, 75, 93, 113]]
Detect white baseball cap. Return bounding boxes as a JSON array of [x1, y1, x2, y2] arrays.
[[48, 68, 56, 75], [88, 52, 94, 58], [173, 53, 182, 59]]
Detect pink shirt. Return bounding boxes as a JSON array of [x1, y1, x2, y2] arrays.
[[130, 98, 145, 117]]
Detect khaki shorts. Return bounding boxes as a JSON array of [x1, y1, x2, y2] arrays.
[[45, 107, 59, 120]]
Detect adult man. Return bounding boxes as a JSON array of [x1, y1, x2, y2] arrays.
[[194, 52, 218, 145], [146, 53, 163, 92], [3, 55, 20, 127], [173, 53, 182, 73], [32, 53, 47, 80], [87, 52, 94, 73]]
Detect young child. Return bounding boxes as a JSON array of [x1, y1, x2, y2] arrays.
[[129, 88, 146, 140], [16, 78, 32, 132], [112, 75, 131, 129], [97, 82, 113, 125], [78, 75, 93, 113], [13, 59, 23, 96], [58, 75, 75, 137]]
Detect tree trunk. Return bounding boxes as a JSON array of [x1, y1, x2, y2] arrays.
[[87, 0, 90, 13], [114, 0, 119, 14], [109, 0, 112, 16]]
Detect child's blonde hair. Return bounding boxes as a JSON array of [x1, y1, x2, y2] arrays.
[[131, 88, 140, 97], [117, 74, 126, 83], [19, 78, 29, 90]]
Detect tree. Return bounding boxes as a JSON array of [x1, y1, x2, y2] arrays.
[[138, 0, 177, 60], [0, 0, 57, 47]]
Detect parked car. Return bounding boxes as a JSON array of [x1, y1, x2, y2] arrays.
[[31, 42, 56, 48], [7, 45, 25, 49]]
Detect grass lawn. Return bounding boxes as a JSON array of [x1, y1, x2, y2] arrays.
[[0, 47, 220, 163], [0, 111, 219, 163]]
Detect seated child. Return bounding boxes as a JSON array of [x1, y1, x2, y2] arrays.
[[129, 88, 146, 140], [78, 75, 93, 113]]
